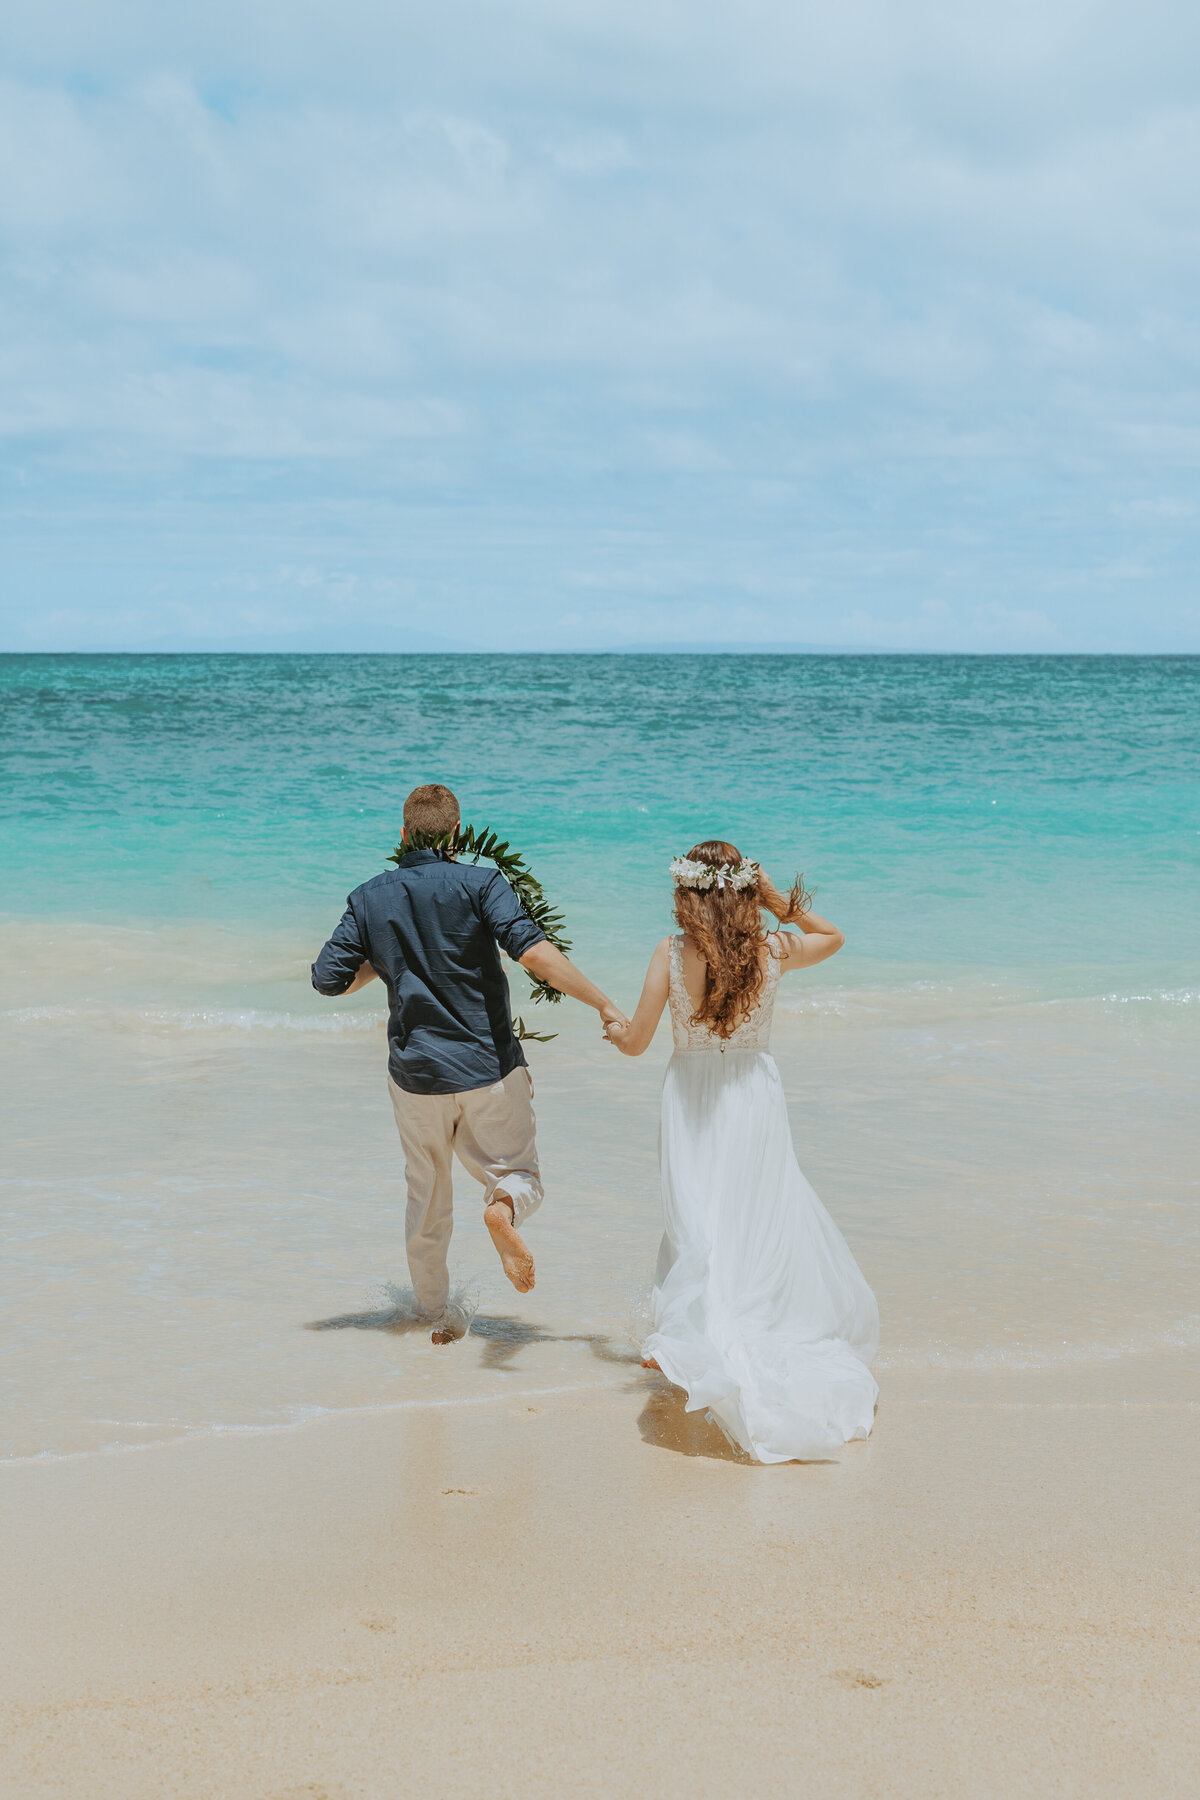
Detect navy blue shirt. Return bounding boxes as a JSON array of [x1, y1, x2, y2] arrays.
[[311, 850, 547, 1095]]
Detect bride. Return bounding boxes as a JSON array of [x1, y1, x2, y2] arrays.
[[604, 842, 879, 1464]]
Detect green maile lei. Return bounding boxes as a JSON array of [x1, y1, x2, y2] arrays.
[[388, 824, 568, 1042]]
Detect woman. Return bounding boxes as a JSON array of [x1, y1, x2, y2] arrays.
[[605, 842, 878, 1464]]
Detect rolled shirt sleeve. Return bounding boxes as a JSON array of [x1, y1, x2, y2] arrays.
[[311, 901, 369, 995], [479, 871, 546, 962]]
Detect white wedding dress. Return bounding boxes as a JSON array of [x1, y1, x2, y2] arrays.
[[642, 935, 879, 1463]]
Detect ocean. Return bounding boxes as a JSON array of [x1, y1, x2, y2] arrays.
[[2, 652, 1198, 1460]]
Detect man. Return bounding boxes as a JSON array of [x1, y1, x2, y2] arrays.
[[312, 783, 624, 1344]]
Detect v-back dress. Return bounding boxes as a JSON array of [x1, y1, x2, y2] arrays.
[[642, 935, 879, 1463]]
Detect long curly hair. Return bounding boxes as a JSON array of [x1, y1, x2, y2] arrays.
[[672, 840, 809, 1039]]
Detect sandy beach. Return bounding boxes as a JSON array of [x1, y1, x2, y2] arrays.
[[5, 0, 1200, 1768], [4, 1352, 1197, 1800], [4, 656, 1198, 1796]]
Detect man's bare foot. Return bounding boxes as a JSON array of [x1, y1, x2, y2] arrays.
[[641, 1355, 661, 1371], [428, 1303, 470, 1346], [484, 1196, 535, 1293]]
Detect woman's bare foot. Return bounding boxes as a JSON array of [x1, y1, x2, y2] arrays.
[[484, 1197, 535, 1293], [641, 1355, 661, 1371]]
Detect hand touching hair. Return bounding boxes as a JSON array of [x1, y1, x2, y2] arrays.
[[672, 840, 808, 1039], [756, 866, 812, 927]]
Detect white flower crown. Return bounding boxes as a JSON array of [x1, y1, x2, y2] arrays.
[[669, 855, 760, 892]]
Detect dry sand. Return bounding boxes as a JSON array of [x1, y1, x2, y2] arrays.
[[3, 1354, 1198, 1800]]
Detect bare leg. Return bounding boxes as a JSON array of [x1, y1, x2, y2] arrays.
[[484, 1190, 535, 1293]]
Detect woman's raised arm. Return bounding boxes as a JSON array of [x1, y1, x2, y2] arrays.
[[604, 938, 672, 1056], [758, 870, 845, 970]]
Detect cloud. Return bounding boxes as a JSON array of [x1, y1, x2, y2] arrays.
[[1, 2, 1199, 649]]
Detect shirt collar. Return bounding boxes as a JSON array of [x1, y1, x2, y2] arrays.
[[397, 848, 447, 866]]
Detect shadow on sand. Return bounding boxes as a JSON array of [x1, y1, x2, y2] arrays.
[[305, 1286, 643, 1375], [635, 1379, 758, 1464], [306, 1287, 767, 1465]]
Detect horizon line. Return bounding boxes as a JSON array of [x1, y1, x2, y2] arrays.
[[3, 646, 1199, 659]]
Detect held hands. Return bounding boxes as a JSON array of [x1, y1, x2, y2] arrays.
[[600, 1001, 630, 1049]]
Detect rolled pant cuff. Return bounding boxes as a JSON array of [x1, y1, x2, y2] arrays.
[[486, 1175, 541, 1228]]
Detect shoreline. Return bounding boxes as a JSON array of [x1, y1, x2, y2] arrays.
[[11, 1334, 1200, 1469], [5, 1352, 1198, 1799], [10, 1323, 1200, 1468], [0, 1375, 627, 1469]]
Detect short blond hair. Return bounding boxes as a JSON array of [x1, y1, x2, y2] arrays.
[[403, 783, 460, 839]]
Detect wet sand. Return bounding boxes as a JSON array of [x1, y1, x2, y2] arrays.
[[3, 1354, 1198, 1799]]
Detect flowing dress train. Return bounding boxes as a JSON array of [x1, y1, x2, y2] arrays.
[[642, 935, 879, 1464]]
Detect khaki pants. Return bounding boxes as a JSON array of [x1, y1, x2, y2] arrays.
[[388, 1066, 543, 1319]]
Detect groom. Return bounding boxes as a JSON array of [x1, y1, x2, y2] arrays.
[[312, 783, 624, 1343]]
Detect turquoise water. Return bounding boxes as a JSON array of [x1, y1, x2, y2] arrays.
[[2, 654, 1198, 1459], [3, 652, 1197, 974]]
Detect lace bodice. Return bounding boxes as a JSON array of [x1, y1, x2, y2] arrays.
[[668, 934, 782, 1052]]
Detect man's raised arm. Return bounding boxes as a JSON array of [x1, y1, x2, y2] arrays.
[[478, 867, 625, 1026], [519, 940, 623, 1026]]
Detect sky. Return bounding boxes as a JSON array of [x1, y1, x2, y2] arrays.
[[2, 0, 1199, 653]]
